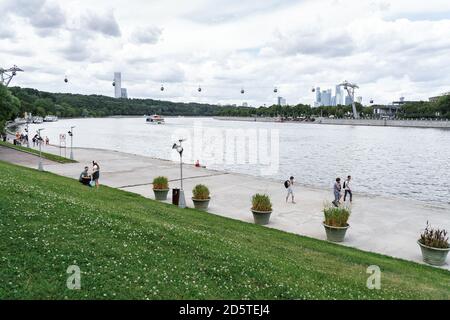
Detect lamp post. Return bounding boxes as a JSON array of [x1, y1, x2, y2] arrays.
[[172, 139, 186, 209], [37, 128, 44, 171], [68, 126, 75, 160]]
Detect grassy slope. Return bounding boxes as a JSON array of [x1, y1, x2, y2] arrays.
[[0, 141, 77, 164], [0, 161, 449, 300]]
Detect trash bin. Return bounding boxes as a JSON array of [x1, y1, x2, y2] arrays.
[[172, 188, 180, 206]]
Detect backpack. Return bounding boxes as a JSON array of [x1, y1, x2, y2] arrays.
[[284, 180, 290, 189], [343, 181, 347, 189]]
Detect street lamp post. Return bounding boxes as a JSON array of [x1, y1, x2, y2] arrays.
[[68, 126, 75, 160], [172, 139, 186, 209], [37, 128, 44, 171]]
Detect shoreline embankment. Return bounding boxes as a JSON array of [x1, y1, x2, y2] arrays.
[[1, 143, 449, 269], [214, 116, 450, 129]]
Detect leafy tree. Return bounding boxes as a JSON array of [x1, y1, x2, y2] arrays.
[[0, 84, 21, 134]]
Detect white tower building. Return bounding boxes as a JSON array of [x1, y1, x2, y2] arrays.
[[121, 88, 128, 99], [335, 85, 343, 106], [114, 72, 122, 98]]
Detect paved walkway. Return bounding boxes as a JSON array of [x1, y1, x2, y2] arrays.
[[1, 143, 449, 270]]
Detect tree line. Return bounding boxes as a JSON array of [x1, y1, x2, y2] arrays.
[[1, 84, 450, 135]]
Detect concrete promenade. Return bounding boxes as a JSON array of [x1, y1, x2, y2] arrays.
[[1, 143, 449, 270]]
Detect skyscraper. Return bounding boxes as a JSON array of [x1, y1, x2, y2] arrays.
[[114, 72, 122, 98], [121, 88, 128, 99], [314, 87, 321, 107], [277, 96, 287, 106], [335, 85, 343, 106], [321, 89, 332, 106]]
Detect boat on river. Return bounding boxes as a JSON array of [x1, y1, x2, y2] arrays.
[[44, 115, 58, 122], [146, 115, 165, 124]]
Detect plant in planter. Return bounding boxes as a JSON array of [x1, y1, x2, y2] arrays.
[[152, 176, 169, 201], [322, 204, 351, 242], [192, 184, 210, 211], [251, 194, 272, 225], [418, 222, 449, 266]]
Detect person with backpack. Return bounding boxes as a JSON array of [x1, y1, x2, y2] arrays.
[[92, 161, 100, 189], [343, 175, 352, 203], [285, 176, 296, 204], [332, 178, 342, 207]]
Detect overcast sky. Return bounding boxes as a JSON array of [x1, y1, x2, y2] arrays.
[[1, 0, 450, 106]]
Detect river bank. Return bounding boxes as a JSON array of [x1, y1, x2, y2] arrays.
[[214, 116, 450, 129], [1, 142, 449, 270]]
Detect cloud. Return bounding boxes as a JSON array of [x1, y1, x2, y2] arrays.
[[30, 2, 66, 30], [2, 0, 66, 35], [59, 34, 91, 62], [184, 0, 299, 24], [270, 29, 356, 58], [131, 27, 162, 44], [2, 0, 46, 17], [0, 17, 16, 39], [2, 0, 450, 106], [82, 10, 121, 37]]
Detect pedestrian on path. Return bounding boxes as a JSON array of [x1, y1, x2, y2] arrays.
[[332, 178, 342, 207], [285, 176, 296, 204], [343, 175, 353, 203]]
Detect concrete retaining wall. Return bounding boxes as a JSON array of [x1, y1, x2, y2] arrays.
[[215, 117, 450, 129], [317, 118, 450, 129], [214, 116, 279, 122]]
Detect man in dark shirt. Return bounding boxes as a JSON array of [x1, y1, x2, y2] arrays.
[[79, 167, 91, 186]]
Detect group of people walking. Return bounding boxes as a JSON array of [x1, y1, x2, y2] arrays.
[[12, 131, 50, 147], [79, 161, 101, 189], [284, 175, 353, 207], [333, 176, 352, 207]]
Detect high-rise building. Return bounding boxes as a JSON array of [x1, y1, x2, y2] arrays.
[[121, 88, 128, 99], [335, 85, 343, 106], [320, 89, 332, 106], [315, 85, 363, 107], [114, 72, 122, 98], [315, 87, 321, 107], [277, 96, 287, 106]]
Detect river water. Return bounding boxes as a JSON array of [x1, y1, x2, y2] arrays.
[[28, 117, 450, 206]]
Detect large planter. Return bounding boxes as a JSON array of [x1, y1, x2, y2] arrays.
[[251, 210, 272, 225], [192, 198, 210, 211], [323, 223, 350, 243], [418, 241, 450, 266], [153, 189, 169, 201]]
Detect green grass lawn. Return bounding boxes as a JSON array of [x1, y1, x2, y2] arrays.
[[0, 141, 77, 164], [0, 161, 449, 300]]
